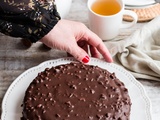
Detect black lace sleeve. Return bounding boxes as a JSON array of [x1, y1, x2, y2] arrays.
[[0, 0, 60, 43]]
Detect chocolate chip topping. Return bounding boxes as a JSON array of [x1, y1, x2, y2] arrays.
[[21, 62, 131, 120]]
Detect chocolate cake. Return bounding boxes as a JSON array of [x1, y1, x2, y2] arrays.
[[21, 62, 131, 120]]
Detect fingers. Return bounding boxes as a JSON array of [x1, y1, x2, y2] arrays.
[[84, 29, 113, 62], [67, 43, 90, 63], [77, 41, 88, 54], [89, 45, 101, 58], [77, 40, 101, 58]]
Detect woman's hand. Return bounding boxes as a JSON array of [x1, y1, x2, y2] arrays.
[[40, 19, 113, 63]]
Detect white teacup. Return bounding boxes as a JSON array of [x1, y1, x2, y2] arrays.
[[87, 0, 138, 40], [55, 0, 72, 18]]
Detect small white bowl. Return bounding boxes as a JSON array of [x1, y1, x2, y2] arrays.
[[55, 0, 72, 18]]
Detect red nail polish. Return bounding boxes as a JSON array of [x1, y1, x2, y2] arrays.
[[82, 56, 90, 63]]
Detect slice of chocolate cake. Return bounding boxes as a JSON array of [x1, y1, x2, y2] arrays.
[[21, 62, 131, 120]]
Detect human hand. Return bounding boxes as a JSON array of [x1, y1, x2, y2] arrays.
[[40, 19, 113, 63]]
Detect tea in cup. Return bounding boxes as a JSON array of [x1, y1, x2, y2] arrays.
[[88, 0, 138, 40], [91, 0, 121, 16]]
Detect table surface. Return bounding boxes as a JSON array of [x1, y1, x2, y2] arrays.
[[0, 0, 160, 120]]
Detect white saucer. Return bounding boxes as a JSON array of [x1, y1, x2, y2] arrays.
[[125, 4, 156, 9], [124, 0, 156, 6]]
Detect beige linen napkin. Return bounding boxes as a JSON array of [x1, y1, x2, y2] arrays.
[[104, 16, 160, 81]]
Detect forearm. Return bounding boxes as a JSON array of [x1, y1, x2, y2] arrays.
[[0, 0, 60, 43]]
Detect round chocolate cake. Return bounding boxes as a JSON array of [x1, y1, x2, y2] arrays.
[[21, 62, 131, 120]]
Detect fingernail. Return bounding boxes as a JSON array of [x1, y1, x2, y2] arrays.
[[82, 56, 90, 63]]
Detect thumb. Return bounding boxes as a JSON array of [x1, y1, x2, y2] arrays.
[[68, 44, 90, 63]]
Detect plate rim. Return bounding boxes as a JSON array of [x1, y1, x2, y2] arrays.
[[1, 57, 153, 120], [125, 3, 156, 9], [124, 0, 156, 6]]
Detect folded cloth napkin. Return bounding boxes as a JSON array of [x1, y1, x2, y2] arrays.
[[104, 16, 160, 81]]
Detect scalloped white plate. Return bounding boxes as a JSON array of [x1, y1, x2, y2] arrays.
[[1, 57, 152, 120]]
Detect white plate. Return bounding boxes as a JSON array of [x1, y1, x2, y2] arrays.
[[124, 0, 156, 6], [1, 57, 152, 120], [125, 4, 155, 9]]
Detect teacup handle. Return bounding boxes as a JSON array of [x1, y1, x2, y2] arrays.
[[121, 10, 138, 28]]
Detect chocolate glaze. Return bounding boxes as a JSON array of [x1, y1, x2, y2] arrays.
[[21, 62, 131, 120]]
